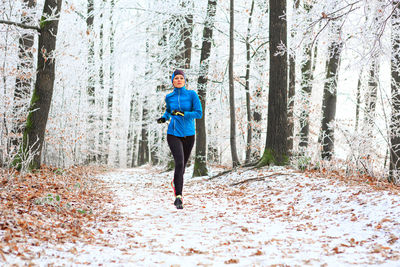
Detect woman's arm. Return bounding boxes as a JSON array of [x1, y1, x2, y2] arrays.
[[162, 96, 172, 120], [184, 91, 203, 119]]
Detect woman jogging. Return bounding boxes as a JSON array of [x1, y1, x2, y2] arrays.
[[157, 69, 203, 209]]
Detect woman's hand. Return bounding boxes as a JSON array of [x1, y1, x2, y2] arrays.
[[172, 110, 185, 117], [156, 117, 166, 123]]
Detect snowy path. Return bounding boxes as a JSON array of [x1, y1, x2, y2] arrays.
[[21, 166, 400, 266]]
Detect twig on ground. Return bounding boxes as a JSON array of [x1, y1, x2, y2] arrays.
[[230, 173, 290, 186], [209, 162, 262, 180], [209, 168, 235, 180]]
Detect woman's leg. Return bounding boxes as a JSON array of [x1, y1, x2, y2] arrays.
[[167, 135, 185, 196], [183, 135, 195, 169]]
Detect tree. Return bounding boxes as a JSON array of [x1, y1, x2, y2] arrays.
[[244, 0, 255, 164], [138, 37, 151, 166], [106, 0, 116, 164], [258, 0, 288, 166], [98, 0, 106, 163], [389, 0, 400, 183], [320, 23, 343, 160], [14, 0, 63, 170], [86, 0, 96, 163], [288, 0, 300, 154], [229, 0, 240, 167], [298, 2, 315, 152], [193, 0, 217, 177], [11, 0, 36, 151], [354, 69, 363, 132]]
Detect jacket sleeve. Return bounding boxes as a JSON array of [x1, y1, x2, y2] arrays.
[[162, 96, 172, 121], [185, 91, 203, 120]]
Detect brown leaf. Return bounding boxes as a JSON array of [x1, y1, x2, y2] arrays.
[[333, 247, 344, 254], [69, 247, 78, 255], [224, 259, 239, 264], [252, 250, 263, 256]]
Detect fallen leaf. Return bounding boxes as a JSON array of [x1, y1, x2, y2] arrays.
[[224, 259, 239, 264]]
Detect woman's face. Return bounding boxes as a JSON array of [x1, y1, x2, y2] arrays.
[[173, 74, 185, 88]]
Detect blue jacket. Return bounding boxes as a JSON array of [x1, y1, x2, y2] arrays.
[[162, 86, 203, 137]]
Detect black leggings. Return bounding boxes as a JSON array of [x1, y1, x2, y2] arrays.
[[167, 134, 195, 196]]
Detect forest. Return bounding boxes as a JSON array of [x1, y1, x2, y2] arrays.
[[1, 0, 400, 265], [1, 0, 400, 181]]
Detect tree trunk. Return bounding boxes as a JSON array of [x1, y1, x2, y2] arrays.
[[151, 131, 160, 165], [229, 0, 240, 167], [253, 86, 262, 158], [138, 37, 151, 166], [11, 0, 36, 151], [298, 3, 314, 152], [98, 0, 106, 163], [174, 0, 193, 69], [389, 0, 400, 183], [14, 0, 63, 170], [287, 0, 299, 155], [86, 0, 96, 163], [363, 60, 378, 132], [258, 0, 288, 166], [354, 69, 363, 132], [131, 134, 138, 167], [183, 5, 193, 70], [138, 104, 149, 165], [244, 0, 255, 164], [106, 0, 115, 164], [321, 37, 343, 160], [298, 44, 313, 150], [193, 0, 217, 177]]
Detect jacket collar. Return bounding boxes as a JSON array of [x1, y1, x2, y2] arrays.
[[173, 86, 186, 93]]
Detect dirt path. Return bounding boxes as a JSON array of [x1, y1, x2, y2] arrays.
[[10, 166, 400, 266]]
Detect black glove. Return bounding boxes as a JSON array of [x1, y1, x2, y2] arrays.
[[157, 117, 166, 123], [172, 110, 185, 117]]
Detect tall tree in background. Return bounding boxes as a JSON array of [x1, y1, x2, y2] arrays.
[[390, 0, 400, 183], [98, 0, 106, 163], [362, 2, 380, 139], [11, 0, 36, 151], [86, 0, 96, 163], [14, 0, 63, 170], [258, 0, 288, 166], [173, 0, 193, 69], [244, 0, 255, 164], [182, 0, 193, 69], [298, 2, 315, 152], [287, 0, 300, 154], [138, 37, 151, 166], [229, 0, 240, 167], [106, 0, 116, 164], [320, 22, 343, 160], [354, 69, 363, 132], [193, 0, 217, 177]]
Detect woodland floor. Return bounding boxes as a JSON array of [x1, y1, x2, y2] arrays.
[[1, 165, 400, 266]]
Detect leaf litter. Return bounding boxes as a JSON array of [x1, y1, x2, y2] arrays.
[[1, 165, 400, 266]]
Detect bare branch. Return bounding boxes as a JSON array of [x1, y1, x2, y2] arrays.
[[0, 19, 40, 31]]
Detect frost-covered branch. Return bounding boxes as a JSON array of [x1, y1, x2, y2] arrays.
[[0, 19, 40, 31]]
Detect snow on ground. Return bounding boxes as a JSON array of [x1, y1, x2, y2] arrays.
[[8, 165, 400, 266]]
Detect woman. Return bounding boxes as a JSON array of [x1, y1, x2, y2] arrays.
[[157, 69, 203, 209]]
